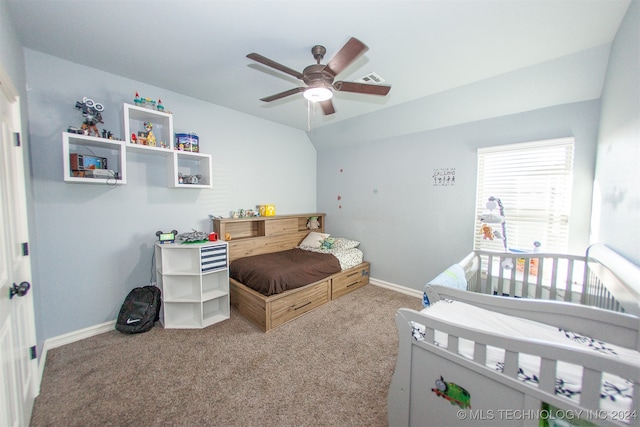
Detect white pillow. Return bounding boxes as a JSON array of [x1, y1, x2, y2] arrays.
[[299, 231, 330, 248]]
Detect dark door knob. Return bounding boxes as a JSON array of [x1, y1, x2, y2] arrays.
[[9, 281, 31, 299]]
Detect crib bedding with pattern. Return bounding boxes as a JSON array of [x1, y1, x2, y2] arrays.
[[388, 244, 640, 427], [412, 298, 639, 417]]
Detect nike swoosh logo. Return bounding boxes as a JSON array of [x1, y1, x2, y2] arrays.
[[126, 318, 141, 324]]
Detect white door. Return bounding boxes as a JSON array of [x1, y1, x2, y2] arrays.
[[0, 64, 39, 426]]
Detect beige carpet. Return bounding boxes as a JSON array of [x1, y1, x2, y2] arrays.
[[31, 284, 422, 427]]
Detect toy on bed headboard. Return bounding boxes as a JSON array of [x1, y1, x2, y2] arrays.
[[307, 216, 320, 230]]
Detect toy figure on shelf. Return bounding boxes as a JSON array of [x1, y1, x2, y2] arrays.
[[101, 129, 116, 139], [74, 97, 104, 137], [144, 122, 156, 146], [177, 172, 202, 185], [177, 230, 208, 243], [133, 92, 168, 112]]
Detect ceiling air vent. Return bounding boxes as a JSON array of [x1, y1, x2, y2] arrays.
[[357, 72, 385, 84]]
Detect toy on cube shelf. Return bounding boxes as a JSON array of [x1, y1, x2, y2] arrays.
[[133, 92, 169, 113], [144, 122, 156, 146], [175, 133, 199, 152], [177, 172, 202, 185], [74, 97, 104, 137], [176, 230, 208, 243]]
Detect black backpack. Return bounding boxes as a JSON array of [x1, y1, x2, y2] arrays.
[[115, 285, 161, 334]]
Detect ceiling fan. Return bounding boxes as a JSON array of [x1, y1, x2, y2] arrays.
[[247, 37, 391, 115]]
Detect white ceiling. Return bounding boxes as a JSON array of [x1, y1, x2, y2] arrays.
[[6, 0, 632, 132]]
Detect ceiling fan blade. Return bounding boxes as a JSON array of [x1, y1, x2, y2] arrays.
[[333, 81, 391, 96], [324, 37, 368, 77], [259, 87, 305, 102], [247, 53, 304, 80], [319, 99, 335, 115]]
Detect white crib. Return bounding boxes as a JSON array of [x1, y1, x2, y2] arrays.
[[459, 244, 639, 317], [388, 244, 640, 426]]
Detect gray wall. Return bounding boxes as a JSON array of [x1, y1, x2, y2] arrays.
[[316, 100, 599, 290], [594, 0, 640, 265], [313, 0, 639, 289], [2, 0, 638, 350], [23, 50, 317, 345]]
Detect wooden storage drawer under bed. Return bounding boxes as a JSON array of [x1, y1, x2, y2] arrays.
[[331, 262, 370, 300], [270, 280, 330, 329], [230, 277, 330, 332]]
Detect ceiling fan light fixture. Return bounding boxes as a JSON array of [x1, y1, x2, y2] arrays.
[[303, 87, 333, 102]]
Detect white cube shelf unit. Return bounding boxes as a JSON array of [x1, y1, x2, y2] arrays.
[[168, 151, 212, 188], [62, 132, 126, 184], [123, 103, 173, 149], [123, 103, 212, 189], [62, 104, 212, 188], [155, 241, 230, 329]]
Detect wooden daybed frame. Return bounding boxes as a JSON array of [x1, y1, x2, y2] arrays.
[[213, 213, 370, 332]]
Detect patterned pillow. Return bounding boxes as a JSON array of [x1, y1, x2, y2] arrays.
[[333, 238, 360, 250]]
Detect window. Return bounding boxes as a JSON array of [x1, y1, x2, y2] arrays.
[[474, 137, 575, 253]]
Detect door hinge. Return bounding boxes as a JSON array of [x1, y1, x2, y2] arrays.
[[14, 132, 21, 147], [30, 345, 37, 360], [22, 242, 29, 256]]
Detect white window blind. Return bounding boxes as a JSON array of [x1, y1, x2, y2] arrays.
[[474, 137, 575, 253]]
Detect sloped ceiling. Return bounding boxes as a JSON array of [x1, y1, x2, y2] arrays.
[[7, 0, 632, 143]]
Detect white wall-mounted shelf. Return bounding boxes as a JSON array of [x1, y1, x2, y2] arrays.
[[124, 103, 212, 188], [123, 103, 173, 149], [62, 132, 126, 184], [169, 151, 212, 188], [62, 104, 212, 188]]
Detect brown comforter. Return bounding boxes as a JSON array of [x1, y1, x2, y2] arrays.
[[229, 248, 341, 296]]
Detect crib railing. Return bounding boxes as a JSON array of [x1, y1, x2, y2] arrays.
[[460, 244, 640, 315], [585, 244, 640, 317], [465, 250, 587, 303]]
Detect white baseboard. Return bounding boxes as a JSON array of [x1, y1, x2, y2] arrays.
[[38, 320, 116, 382], [370, 277, 422, 299], [36, 279, 420, 383]]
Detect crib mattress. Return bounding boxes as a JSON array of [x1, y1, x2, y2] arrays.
[[412, 300, 640, 415]]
